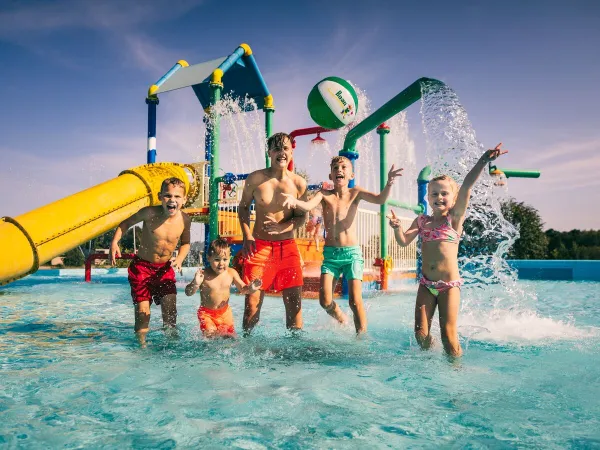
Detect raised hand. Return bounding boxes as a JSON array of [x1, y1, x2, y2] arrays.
[[193, 268, 204, 286], [281, 193, 297, 209], [387, 209, 401, 229], [482, 143, 508, 163], [387, 164, 404, 186]]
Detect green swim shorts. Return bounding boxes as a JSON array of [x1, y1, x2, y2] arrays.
[[321, 246, 364, 281]]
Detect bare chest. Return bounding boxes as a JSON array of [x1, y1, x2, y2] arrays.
[[254, 179, 298, 210]]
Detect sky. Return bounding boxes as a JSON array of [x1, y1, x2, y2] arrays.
[[1, 0, 599, 231]]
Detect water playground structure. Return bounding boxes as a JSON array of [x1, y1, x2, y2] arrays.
[[0, 43, 540, 289]]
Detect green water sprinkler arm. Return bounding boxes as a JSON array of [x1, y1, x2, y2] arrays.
[[387, 199, 424, 215], [489, 165, 541, 179], [417, 166, 432, 183], [342, 77, 443, 152]]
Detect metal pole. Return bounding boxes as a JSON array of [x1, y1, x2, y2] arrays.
[[146, 97, 159, 163], [208, 84, 222, 244], [264, 94, 274, 168]]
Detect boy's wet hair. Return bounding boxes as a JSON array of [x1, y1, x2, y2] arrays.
[[207, 237, 230, 257], [267, 132, 292, 151], [429, 175, 458, 194], [330, 156, 352, 169], [160, 177, 186, 195]]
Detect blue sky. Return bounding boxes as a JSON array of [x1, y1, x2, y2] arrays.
[[1, 0, 599, 231]]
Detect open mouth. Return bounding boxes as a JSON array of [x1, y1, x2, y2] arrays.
[[335, 174, 345, 180], [166, 204, 178, 212], [276, 156, 287, 163]]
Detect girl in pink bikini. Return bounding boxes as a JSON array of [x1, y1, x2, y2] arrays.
[[388, 144, 507, 357]]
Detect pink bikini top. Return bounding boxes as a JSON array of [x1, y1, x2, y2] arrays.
[[417, 214, 460, 244]]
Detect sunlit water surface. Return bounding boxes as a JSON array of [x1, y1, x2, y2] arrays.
[[1, 276, 598, 448]]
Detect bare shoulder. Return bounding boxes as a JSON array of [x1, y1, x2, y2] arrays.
[[144, 205, 162, 219], [247, 168, 269, 184], [290, 172, 307, 190]]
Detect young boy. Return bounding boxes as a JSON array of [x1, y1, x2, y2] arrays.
[[110, 177, 191, 346], [282, 156, 403, 334], [238, 132, 308, 333], [185, 238, 262, 338]]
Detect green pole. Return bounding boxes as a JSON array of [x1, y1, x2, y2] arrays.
[[489, 166, 541, 179], [208, 83, 222, 243], [387, 199, 424, 215], [264, 108, 274, 168], [377, 124, 390, 260], [342, 77, 441, 153]]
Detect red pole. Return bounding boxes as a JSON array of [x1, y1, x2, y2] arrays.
[[287, 127, 335, 171]]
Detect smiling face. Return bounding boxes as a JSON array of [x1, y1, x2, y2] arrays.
[[159, 184, 186, 217], [427, 179, 457, 213], [268, 136, 293, 169], [207, 248, 230, 275], [329, 156, 354, 187]]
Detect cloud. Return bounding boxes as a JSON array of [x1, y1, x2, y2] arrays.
[[0, 0, 203, 72]]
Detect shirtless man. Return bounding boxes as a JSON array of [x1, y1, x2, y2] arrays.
[[238, 132, 308, 332], [282, 156, 403, 334], [110, 177, 191, 346]]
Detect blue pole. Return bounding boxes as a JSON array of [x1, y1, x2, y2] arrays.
[[146, 97, 158, 163], [416, 166, 430, 281], [338, 150, 360, 188]]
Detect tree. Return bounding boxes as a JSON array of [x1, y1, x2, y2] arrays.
[[62, 246, 85, 267], [501, 199, 548, 259]]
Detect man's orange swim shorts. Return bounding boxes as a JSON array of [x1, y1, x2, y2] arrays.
[[197, 304, 235, 336], [242, 239, 303, 292]]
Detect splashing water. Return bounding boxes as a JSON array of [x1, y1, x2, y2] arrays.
[[335, 84, 377, 193], [203, 94, 266, 176], [387, 112, 417, 206], [419, 80, 524, 312]]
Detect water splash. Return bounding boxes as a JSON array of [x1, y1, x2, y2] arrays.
[[419, 80, 523, 311], [204, 94, 266, 176], [387, 112, 417, 206], [335, 84, 377, 192]]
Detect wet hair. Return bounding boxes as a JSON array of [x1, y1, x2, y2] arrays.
[[267, 132, 292, 151], [207, 237, 230, 257], [428, 175, 458, 195], [160, 177, 186, 195], [330, 155, 352, 169]]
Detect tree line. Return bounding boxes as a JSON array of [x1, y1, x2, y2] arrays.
[[500, 199, 599, 260]]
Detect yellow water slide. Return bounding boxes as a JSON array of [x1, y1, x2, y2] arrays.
[[0, 162, 205, 286]]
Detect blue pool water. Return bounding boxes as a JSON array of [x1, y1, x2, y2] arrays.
[[1, 275, 599, 448]]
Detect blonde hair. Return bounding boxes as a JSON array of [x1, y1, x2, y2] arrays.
[[330, 156, 352, 169], [428, 175, 458, 195]]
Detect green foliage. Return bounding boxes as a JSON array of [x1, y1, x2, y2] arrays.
[[62, 247, 85, 267], [501, 199, 548, 259], [546, 229, 600, 260]]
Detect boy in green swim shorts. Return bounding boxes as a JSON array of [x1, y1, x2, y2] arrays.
[[282, 156, 403, 334]]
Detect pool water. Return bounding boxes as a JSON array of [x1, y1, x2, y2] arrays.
[[1, 276, 598, 448]]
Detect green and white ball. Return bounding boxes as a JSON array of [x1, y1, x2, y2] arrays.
[[307, 76, 359, 129]]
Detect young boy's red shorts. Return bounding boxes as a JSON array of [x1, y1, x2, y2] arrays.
[[128, 256, 176, 304], [242, 238, 303, 292], [197, 304, 236, 336]]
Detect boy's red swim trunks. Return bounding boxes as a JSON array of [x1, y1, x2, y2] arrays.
[[197, 304, 236, 336], [128, 256, 176, 304], [242, 238, 303, 292]]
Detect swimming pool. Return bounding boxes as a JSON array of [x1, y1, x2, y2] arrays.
[[1, 275, 598, 448]]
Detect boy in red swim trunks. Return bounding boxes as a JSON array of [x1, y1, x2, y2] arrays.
[[238, 132, 308, 332], [185, 238, 261, 338], [110, 177, 191, 346]]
